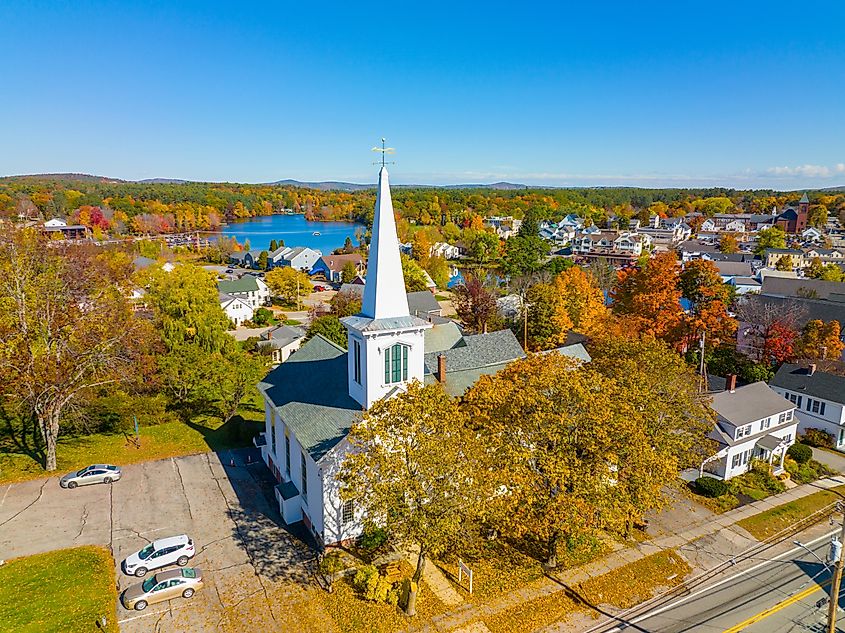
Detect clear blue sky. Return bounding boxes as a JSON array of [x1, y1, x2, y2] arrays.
[[2, 1, 843, 189]]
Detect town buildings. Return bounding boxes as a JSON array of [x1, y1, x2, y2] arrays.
[[771, 364, 845, 449]]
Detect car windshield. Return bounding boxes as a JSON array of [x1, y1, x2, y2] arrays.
[[75, 467, 90, 476], [142, 576, 157, 592], [138, 544, 155, 560]]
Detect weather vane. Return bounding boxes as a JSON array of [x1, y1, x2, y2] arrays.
[[371, 137, 395, 167]]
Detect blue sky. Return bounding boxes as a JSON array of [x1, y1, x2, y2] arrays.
[[2, 1, 844, 189]]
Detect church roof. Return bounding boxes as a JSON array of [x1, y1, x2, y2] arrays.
[[341, 314, 431, 332], [258, 335, 362, 462], [800, 193, 810, 204]]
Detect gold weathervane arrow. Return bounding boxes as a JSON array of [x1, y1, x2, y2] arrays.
[[372, 138, 395, 167]]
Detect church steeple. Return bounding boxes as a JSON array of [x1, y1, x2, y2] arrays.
[[361, 166, 410, 319], [341, 152, 431, 409]]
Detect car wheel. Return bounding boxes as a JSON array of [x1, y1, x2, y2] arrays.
[[67, 481, 77, 489], [134, 600, 147, 611], [177, 556, 189, 566], [135, 567, 147, 577], [103, 477, 112, 484], [182, 588, 195, 598]]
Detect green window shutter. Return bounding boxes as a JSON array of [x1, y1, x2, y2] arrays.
[[384, 348, 390, 384], [402, 345, 408, 381]]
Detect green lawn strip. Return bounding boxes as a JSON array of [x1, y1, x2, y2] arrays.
[[0, 411, 262, 485], [482, 550, 690, 633], [0, 546, 118, 633], [737, 484, 845, 540]]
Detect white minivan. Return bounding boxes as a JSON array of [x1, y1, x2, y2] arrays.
[[122, 535, 195, 577]]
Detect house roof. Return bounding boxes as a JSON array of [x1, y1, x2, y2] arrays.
[[714, 261, 753, 277], [407, 291, 441, 316], [423, 328, 525, 376], [771, 364, 845, 405], [264, 324, 306, 347], [424, 322, 465, 353], [219, 292, 250, 308], [764, 248, 803, 255], [732, 276, 761, 287], [218, 276, 259, 294], [761, 276, 845, 301], [678, 240, 719, 253], [259, 335, 362, 462], [744, 294, 845, 328], [316, 254, 364, 273], [710, 381, 793, 428]]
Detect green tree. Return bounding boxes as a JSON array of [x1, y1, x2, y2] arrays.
[[214, 351, 267, 424], [330, 291, 362, 318], [501, 235, 548, 277], [526, 282, 565, 350], [402, 254, 430, 292], [0, 229, 150, 470], [775, 254, 794, 271], [807, 205, 828, 228], [755, 226, 787, 255], [257, 250, 269, 271], [340, 382, 482, 615], [464, 230, 500, 263], [441, 221, 461, 243], [269, 239, 279, 252], [426, 256, 450, 289], [305, 315, 347, 348], [343, 236, 354, 253], [341, 261, 358, 284]]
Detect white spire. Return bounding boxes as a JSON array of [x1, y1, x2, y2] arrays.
[[361, 167, 409, 319]]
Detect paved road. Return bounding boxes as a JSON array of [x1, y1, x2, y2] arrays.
[[0, 450, 329, 633], [597, 523, 845, 633]]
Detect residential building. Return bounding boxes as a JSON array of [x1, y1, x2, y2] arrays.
[[228, 250, 264, 269], [269, 246, 322, 271], [572, 230, 651, 263], [219, 293, 253, 326], [44, 218, 67, 227], [728, 276, 762, 295], [677, 239, 719, 262], [430, 242, 461, 260], [310, 254, 365, 283], [257, 166, 525, 546], [712, 260, 754, 282], [42, 223, 89, 240], [484, 216, 522, 238], [771, 364, 845, 448], [258, 325, 307, 364], [217, 276, 269, 310], [699, 377, 798, 481], [775, 194, 809, 234], [763, 248, 807, 269]]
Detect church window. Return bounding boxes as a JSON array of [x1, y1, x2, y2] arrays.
[[342, 500, 354, 525], [353, 340, 361, 384], [384, 344, 408, 384]]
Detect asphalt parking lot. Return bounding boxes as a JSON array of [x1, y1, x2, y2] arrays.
[[0, 449, 320, 632]]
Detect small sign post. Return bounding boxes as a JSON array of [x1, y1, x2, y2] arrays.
[[133, 415, 139, 446], [457, 558, 473, 594]]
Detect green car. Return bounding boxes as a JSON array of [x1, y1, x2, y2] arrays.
[[121, 567, 204, 611]]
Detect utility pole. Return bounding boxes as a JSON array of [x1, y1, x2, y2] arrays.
[[828, 502, 845, 633], [296, 276, 301, 311]]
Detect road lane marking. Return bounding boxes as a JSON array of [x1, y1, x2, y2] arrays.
[[0, 485, 10, 509], [721, 578, 831, 632], [598, 528, 840, 632]]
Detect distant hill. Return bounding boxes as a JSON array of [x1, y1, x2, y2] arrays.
[[0, 172, 126, 183], [819, 185, 845, 192], [137, 178, 190, 184], [269, 179, 527, 191]]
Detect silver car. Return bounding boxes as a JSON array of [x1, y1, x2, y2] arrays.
[[59, 464, 122, 489]]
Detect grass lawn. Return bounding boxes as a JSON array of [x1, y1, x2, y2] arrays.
[[737, 484, 845, 540], [0, 392, 263, 485], [482, 550, 690, 633], [0, 546, 118, 633]]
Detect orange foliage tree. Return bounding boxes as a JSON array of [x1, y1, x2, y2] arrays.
[[610, 252, 684, 340]]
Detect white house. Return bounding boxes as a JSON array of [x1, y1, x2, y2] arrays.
[[219, 293, 254, 326], [257, 324, 306, 364], [802, 227, 823, 242], [44, 218, 68, 228], [256, 165, 526, 547], [217, 275, 269, 310], [700, 377, 798, 481], [430, 242, 461, 260], [269, 246, 322, 271], [771, 364, 845, 448]]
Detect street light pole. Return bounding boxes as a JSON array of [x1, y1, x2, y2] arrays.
[[828, 504, 845, 633]]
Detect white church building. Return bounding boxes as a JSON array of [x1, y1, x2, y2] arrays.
[[257, 165, 527, 547]]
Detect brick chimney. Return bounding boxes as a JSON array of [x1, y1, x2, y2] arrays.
[[437, 354, 447, 383], [726, 374, 737, 393], [808, 363, 816, 376]]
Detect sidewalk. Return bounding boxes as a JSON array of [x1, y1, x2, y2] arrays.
[[411, 475, 845, 633]]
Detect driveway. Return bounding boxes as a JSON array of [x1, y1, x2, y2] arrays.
[[0, 449, 330, 632], [811, 446, 845, 473]]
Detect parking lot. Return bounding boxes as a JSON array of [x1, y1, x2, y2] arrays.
[[0, 449, 329, 632]]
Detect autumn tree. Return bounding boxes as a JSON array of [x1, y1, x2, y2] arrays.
[[410, 230, 432, 268], [341, 261, 358, 284], [426, 255, 450, 289], [736, 296, 805, 365], [340, 382, 483, 615], [453, 275, 499, 334], [305, 315, 347, 349], [775, 254, 794, 271], [610, 252, 684, 340], [401, 254, 430, 292], [330, 291, 362, 318], [797, 320, 845, 361], [552, 266, 607, 336], [0, 229, 150, 470], [720, 233, 739, 254], [807, 205, 828, 228], [526, 282, 568, 350], [265, 266, 312, 305]]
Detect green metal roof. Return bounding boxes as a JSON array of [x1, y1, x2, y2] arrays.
[[218, 276, 259, 294]]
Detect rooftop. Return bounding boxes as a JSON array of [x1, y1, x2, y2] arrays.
[[710, 381, 794, 428], [772, 364, 845, 405], [218, 276, 259, 294]]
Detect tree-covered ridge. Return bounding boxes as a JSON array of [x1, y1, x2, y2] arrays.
[[2, 175, 844, 235]]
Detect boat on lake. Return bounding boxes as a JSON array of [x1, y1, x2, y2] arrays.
[[312, 231, 321, 236]]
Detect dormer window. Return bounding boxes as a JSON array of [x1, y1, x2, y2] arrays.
[[384, 343, 409, 384]]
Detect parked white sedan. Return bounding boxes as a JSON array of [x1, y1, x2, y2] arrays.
[[123, 535, 196, 577], [59, 464, 122, 489]]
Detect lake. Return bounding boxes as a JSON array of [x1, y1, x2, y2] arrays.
[[220, 214, 367, 254]]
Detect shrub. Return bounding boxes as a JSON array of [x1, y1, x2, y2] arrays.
[[787, 443, 813, 464], [695, 476, 729, 498], [359, 527, 389, 552], [352, 565, 393, 602], [801, 428, 835, 449]]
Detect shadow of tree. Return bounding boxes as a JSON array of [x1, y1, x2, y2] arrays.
[[185, 417, 262, 452], [0, 406, 44, 465]]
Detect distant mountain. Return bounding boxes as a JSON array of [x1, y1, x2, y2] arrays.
[[441, 181, 526, 190], [819, 185, 845, 192], [137, 178, 189, 184], [0, 172, 126, 183], [268, 179, 527, 191]]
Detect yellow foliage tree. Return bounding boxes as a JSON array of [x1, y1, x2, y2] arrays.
[[553, 267, 608, 336]]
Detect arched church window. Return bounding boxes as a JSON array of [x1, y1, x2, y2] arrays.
[[384, 343, 409, 384]]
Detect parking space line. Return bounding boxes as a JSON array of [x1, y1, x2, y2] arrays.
[[117, 602, 190, 623], [0, 485, 10, 509]]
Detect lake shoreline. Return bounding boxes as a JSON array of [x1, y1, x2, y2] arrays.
[[218, 213, 367, 253]]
